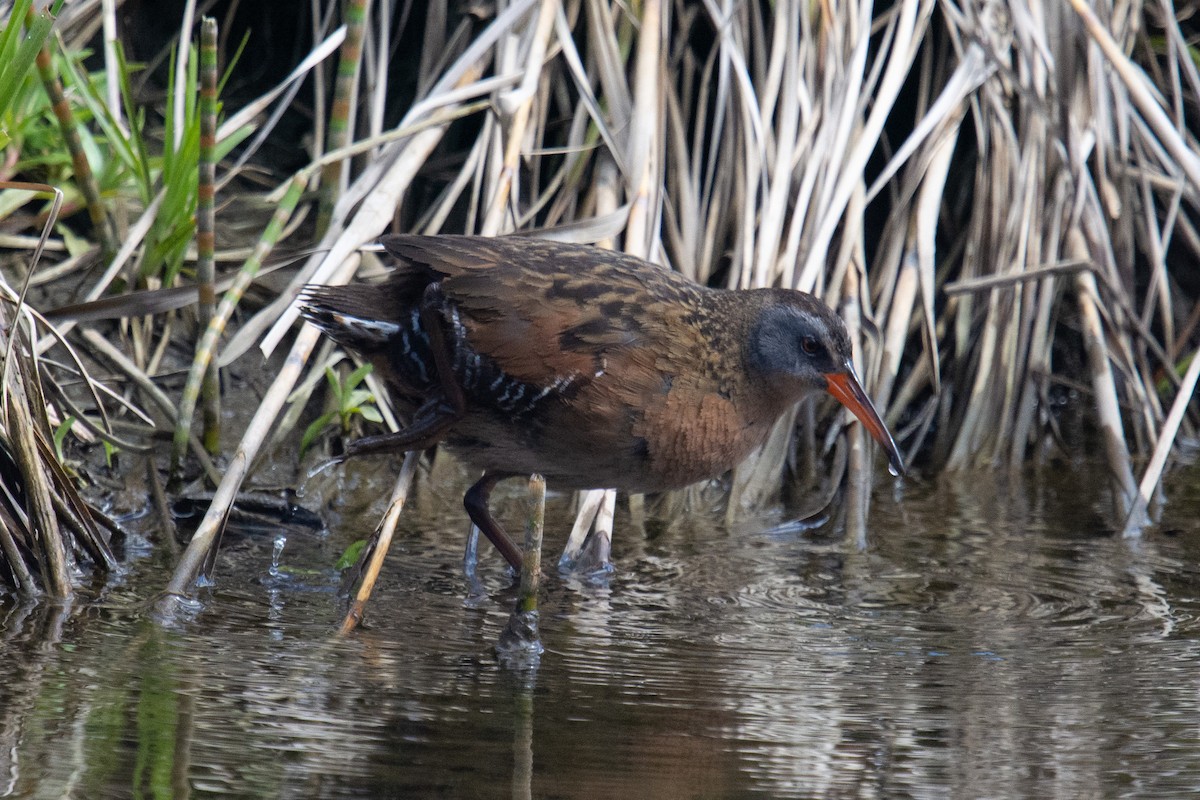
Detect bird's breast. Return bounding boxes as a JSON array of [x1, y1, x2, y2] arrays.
[[626, 378, 773, 490]]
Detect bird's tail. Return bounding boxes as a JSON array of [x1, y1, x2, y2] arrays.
[[298, 284, 405, 350]]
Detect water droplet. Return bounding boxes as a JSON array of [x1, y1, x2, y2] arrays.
[[270, 535, 287, 576]]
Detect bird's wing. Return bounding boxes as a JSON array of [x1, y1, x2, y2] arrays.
[[380, 235, 701, 388]]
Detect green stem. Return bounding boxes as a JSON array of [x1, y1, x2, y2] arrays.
[[316, 0, 371, 236], [169, 173, 305, 479], [29, 8, 115, 260], [198, 17, 220, 454], [518, 474, 545, 613]]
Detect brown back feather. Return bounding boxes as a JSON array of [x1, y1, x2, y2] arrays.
[[379, 235, 707, 388]]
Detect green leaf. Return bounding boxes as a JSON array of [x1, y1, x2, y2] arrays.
[[345, 362, 373, 389], [215, 123, 255, 161], [335, 539, 368, 571], [300, 411, 336, 456], [0, 0, 49, 121], [344, 389, 374, 409], [323, 366, 344, 402], [52, 415, 77, 462]]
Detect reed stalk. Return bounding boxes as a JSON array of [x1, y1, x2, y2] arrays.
[[30, 11, 114, 259], [518, 474, 545, 614], [338, 451, 420, 635], [169, 174, 306, 478], [3, 0, 1200, 605], [197, 17, 219, 454], [316, 0, 370, 236]]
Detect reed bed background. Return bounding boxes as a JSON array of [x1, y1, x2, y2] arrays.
[[0, 0, 1196, 599]]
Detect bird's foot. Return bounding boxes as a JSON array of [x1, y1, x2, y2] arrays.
[[558, 530, 614, 578]]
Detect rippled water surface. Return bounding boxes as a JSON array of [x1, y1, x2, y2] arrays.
[[4, 459, 1200, 798]]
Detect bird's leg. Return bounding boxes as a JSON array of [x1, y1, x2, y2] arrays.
[[340, 397, 459, 460], [464, 472, 523, 571], [419, 286, 526, 577]]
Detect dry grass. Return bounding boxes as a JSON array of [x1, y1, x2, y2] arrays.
[[0, 0, 1196, 599]]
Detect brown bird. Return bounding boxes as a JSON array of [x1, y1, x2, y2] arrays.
[[301, 235, 903, 570]]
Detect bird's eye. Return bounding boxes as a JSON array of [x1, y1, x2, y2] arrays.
[[800, 336, 819, 355]]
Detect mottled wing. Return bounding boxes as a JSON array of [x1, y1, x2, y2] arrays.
[[379, 235, 700, 388]]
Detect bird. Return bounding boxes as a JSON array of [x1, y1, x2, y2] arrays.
[[300, 235, 904, 570]]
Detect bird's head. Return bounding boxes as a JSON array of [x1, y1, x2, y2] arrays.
[[748, 292, 904, 476]]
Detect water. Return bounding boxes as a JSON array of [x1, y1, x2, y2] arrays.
[[3, 459, 1200, 798]]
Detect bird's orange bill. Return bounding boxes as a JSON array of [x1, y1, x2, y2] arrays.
[[825, 368, 905, 476]]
